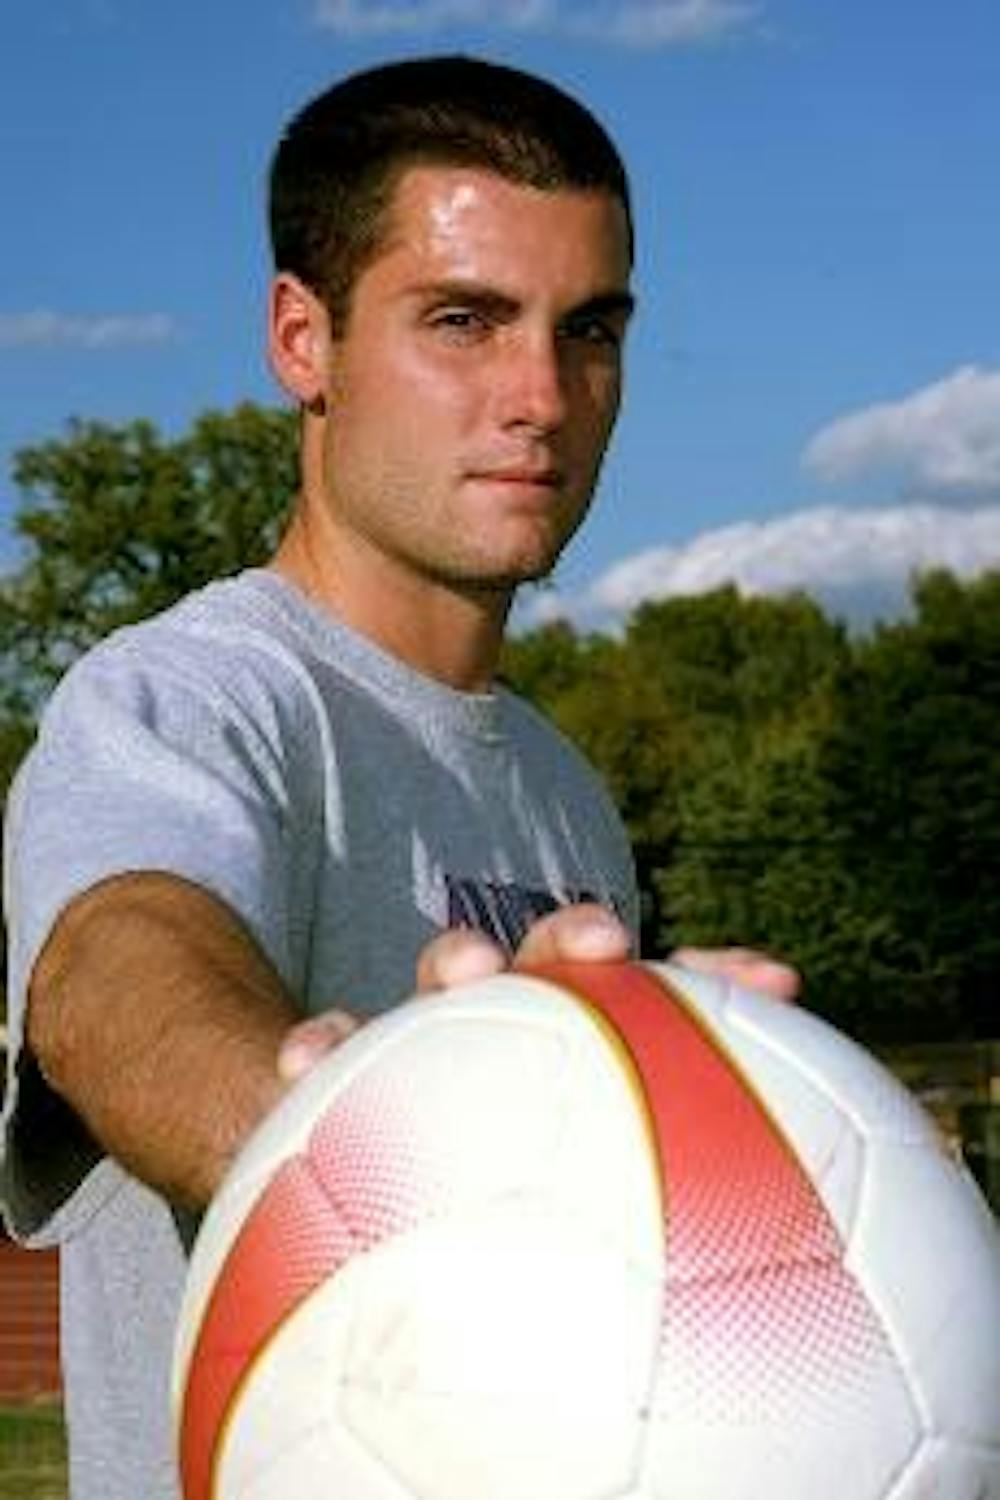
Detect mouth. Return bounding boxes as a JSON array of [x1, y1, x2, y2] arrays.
[[468, 465, 563, 492]]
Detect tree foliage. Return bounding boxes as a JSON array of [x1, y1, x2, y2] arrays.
[[504, 579, 1000, 1045], [7, 404, 297, 692], [817, 570, 1000, 1039]]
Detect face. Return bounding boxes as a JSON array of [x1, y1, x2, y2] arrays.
[[307, 166, 633, 600]]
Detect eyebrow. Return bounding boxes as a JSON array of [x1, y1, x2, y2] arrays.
[[567, 289, 637, 323]]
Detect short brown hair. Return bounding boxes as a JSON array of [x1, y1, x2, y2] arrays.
[[268, 54, 633, 332]]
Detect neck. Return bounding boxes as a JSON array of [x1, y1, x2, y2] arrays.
[[270, 504, 512, 694]]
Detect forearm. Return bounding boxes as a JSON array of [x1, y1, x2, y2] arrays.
[[26, 872, 298, 1210]]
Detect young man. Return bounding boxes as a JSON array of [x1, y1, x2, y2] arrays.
[[1, 56, 794, 1498]]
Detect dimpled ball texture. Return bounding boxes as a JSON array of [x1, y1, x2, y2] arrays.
[[173, 961, 1000, 1500]]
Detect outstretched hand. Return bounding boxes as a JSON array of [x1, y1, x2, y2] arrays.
[[417, 901, 632, 988], [277, 903, 630, 1084], [277, 905, 799, 1084]]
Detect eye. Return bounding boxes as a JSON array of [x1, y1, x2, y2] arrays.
[[426, 307, 492, 343]]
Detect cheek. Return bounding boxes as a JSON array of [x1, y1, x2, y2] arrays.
[[576, 367, 622, 450], [356, 354, 480, 460], [395, 346, 483, 430], [328, 365, 464, 494]]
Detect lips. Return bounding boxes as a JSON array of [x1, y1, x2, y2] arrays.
[[468, 464, 562, 488]]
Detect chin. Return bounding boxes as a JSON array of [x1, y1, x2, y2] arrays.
[[499, 524, 581, 584], [430, 518, 581, 596], [472, 553, 563, 593]]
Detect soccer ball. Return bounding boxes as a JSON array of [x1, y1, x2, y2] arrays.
[[173, 961, 1000, 1500]]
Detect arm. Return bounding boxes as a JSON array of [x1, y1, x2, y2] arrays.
[[25, 874, 633, 1215], [25, 871, 318, 1212], [27, 871, 794, 1216]]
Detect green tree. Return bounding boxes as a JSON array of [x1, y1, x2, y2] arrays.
[[500, 619, 594, 707], [5, 403, 297, 696], [0, 576, 40, 794], [619, 590, 848, 954], [660, 709, 907, 1039], [505, 592, 850, 956], [821, 568, 1000, 1040], [624, 586, 846, 730]]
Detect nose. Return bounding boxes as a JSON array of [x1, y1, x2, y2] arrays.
[[496, 330, 568, 434]]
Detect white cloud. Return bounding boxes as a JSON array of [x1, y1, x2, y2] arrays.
[[803, 365, 1000, 502], [312, 0, 549, 34], [568, 0, 758, 46], [0, 311, 177, 350], [311, 0, 757, 45], [517, 504, 1000, 631]]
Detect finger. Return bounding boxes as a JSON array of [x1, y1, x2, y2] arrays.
[[277, 1008, 360, 1083], [415, 927, 508, 993], [514, 903, 632, 968], [670, 946, 801, 1003]]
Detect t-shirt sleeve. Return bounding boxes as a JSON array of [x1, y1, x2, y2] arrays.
[[1, 629, 302, 1239]]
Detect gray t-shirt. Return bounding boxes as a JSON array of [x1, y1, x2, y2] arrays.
[[1, 569, 638, 1499]]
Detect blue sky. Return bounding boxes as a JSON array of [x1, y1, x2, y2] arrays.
[[2, 0, 998, 629]]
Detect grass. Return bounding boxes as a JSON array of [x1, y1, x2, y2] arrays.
[[0, 1403, 67, 1500]]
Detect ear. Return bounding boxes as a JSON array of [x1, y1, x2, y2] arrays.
[[267, 272, 331, 406]]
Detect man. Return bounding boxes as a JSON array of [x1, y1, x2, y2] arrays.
[[0, 56, 794, 1498]]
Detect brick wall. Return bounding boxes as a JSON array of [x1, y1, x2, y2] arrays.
[[0, 1237, 61, 1399]]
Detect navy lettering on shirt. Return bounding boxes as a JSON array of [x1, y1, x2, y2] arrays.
[[444, 875, 602, 956]]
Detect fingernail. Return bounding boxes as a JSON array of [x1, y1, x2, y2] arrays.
[[441, 940, 506, 986], [277, 1012, 357, 1083], [573, 915, 628, 959], [277, 1043, 315, 1083], [324, 1010, 360, 1042]]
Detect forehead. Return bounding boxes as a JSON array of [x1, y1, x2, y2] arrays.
[[370, 164, 632, 296]]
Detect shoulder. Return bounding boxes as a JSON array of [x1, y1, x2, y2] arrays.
[[41, 571, 328, 743], [65, 569, 311, 682], [14, 572, 346, 849]]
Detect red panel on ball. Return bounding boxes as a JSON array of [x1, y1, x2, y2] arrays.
[[538, 963, 897, 1426], [179, 1155, 354, 1499]]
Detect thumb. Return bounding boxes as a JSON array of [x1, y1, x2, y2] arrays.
[[277, 1008, 360, 1084]]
